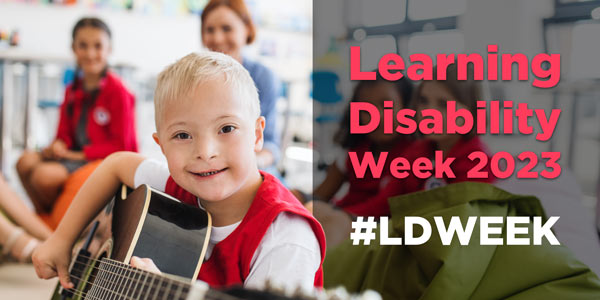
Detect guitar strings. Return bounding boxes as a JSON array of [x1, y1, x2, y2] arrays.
[[67, 258, 190, 299], [64, 272, 187, 300], [63, 271, 232, 300], [63, 274, 135, 300], [70, 256, 191, 292], [66, 272, 158, 300], [67, 255, 260, 300], [69, 264, 187, 300]]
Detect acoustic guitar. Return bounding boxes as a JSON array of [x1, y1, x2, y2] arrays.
[[50, 183, 212, 300], [49, 184, 380, 300]]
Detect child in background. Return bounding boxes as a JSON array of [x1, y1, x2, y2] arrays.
[[294, 74, 413, 246], [401, 64, 494, 192], [16, 17, 137, 214], [32, 52, 325, 292]]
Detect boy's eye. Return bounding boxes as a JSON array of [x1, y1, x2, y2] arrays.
[[219, 125, 235, 134], [174, 132, 191, 140]]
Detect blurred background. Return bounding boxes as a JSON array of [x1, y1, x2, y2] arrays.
[[313, 0, 600, 212], [0, 0, 314, 199], [2, 0, 600, 297], [311, 0, 600, 279]]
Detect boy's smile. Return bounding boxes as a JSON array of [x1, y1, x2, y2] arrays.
[[153, 77, 264, 218], [190, 167, 228, 178]]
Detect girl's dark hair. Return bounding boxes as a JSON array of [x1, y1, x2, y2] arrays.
[[334, 73, 413, 149], [72, 17, 112, 41]]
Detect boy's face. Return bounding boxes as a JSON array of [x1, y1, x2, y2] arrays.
[[154, 79, 264, 203]]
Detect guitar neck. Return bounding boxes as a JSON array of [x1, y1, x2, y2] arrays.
[[85, 258, 193, 300], [85, 257, 241, 300], [78, 256, 375, 300]]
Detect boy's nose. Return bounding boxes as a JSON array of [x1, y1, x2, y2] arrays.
[[194, 139, 218, 161]]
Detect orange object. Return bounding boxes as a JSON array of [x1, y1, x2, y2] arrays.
[[39, 160, 102, 230]]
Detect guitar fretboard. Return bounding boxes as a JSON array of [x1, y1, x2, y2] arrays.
[[85, 258, 191, 300]]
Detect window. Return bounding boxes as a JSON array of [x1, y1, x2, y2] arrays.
[[359, 35, 398, 70], [407, 30, 465, 59], [569, 22, 600, 79], [408, 0, 466, 20], [361, 0, 406, 27]]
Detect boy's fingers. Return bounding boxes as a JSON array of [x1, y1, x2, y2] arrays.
[[57, 262, 74, 290], [141, 258, 154, 264], [131, 256, 161, 274], [31, 250, 56, 279], [130, 256, 141, 268], [33, 263, 57, 279]]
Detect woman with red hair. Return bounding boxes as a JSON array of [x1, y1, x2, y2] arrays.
[[201, 0, 281, 171]]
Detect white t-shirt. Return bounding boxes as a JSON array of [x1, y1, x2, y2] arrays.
[[134, 159, 321, 293]]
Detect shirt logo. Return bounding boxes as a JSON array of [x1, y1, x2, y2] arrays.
[[93, 107, 111, 125], [424, 177, 446, 190]]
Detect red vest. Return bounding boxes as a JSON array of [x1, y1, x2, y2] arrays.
[[57, 71, 138, 160], [165, 171, 326, 288]]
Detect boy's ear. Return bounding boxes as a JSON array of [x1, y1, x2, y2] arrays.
[[152, 133, 166, 154], [254, 117, 265, 152]]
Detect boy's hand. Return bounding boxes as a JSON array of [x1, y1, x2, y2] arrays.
[[32, 236, 74, 290], [130, 256, 162, 274]]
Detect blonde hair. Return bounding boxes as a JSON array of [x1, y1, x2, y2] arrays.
[[154, 51, 259, 129]]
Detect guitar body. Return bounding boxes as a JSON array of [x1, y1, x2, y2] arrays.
[[47, 185, 377, 300], [50, 184, 211, 300]]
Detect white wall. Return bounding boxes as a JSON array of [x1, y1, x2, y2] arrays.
[[0, 2, 200, 73]]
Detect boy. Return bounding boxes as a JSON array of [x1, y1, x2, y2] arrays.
[[32, 52, 326, 292]]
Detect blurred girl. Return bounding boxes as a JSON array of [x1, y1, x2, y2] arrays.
[[314, 74, 413, 217], [16, 17, 137, 214], [401, 64, 494, 192], [294, 74, 413, 246]]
